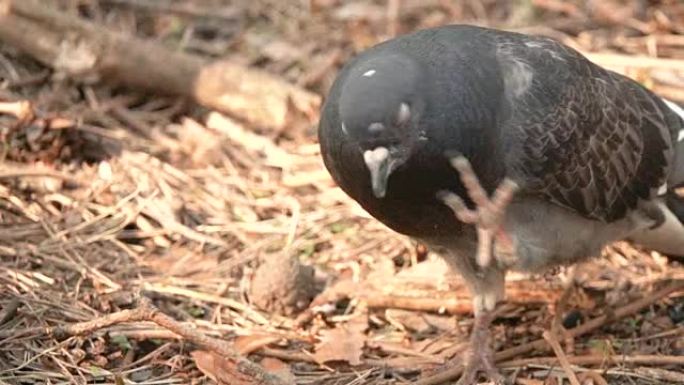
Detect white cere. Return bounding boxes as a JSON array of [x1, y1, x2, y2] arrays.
[[363, 147, 390, 170], [362, 69, 376, 77], [341, 121, 349, 135], [368, 122, 385, 133], [397, 102, 411, 125]]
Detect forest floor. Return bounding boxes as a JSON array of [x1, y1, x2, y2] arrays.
[[1, 1, 683, 384]]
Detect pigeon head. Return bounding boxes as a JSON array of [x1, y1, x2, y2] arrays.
[[337, 53, 427, 198]]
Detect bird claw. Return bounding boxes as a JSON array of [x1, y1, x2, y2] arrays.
[[457, 348, 506, 385], [437, 155, 518, 268], [458, 310, 506, 385]]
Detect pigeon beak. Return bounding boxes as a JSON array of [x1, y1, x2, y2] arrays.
[[363, 147, 393, 198]]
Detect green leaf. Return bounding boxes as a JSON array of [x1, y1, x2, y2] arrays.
[[330, 222, 350, 234], [188, 306, 205, 318], [89, 365, 105, 377], [111, 334, 132, 351]]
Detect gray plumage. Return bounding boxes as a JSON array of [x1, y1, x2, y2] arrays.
[[319, 24, 684, 312]]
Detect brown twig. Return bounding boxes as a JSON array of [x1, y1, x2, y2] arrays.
[[499, 354, 684, 368], [297, 275, 562, 326], [542, 330, 581, 385], [5, 298, 291, 385], [365, 294, 473, 315], [0, 100, 33, 121], [259, 347, 317, 363], [577, 371, 609, 385], [143, 283, 269, 325], [0, 170, 78, 183], [414, 280, 684, 385]]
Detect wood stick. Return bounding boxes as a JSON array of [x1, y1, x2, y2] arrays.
[[0, 0, 320, 131], [500, 354, 684, 368], [296, 279, 562, 326], [0, 100, 33, 120], [364, 294, 473, 314], [542, 330, 581, 385]]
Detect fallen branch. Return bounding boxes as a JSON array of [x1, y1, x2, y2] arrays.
[[414, 280, 684, 385], [5, 298, 291, 385], [364, 294, 473, 314], [542, 330, 581, 385], [500, 354, 684, 368], [296, 278, 563, 326], [0, 0, 320, 132]]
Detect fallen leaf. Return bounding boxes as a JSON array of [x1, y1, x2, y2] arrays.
[[191, 351, 253, 385], [261, 357, 295, 383], [234, 333, 281, 355], [314, 314, 367, 365], [385, 308, 432, 333]]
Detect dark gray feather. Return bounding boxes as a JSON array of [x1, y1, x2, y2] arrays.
[[496, 34, 679, 222]]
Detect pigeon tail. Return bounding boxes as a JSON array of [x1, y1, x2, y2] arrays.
[[662, 98, 684, 189], [640, 92, 684, 255]]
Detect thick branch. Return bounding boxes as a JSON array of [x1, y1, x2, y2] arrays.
[[0, 0, 320, 131]]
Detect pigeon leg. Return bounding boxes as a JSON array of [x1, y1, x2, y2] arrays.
[[457, 307, 504, 385], [550, 266, 578, 353], [437, 155, 519, 268]]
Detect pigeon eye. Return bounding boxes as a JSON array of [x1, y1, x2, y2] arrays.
[[397, 102, 411, 125]]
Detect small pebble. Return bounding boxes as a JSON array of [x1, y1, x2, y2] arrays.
[[562, 309, 583, 329], [668, 301, 684, 324]]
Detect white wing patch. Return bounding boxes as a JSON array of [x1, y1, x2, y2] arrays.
[[524, 41, 544, 49], [368, 122, 384, 133], [341, 121, 349, 135], [524, 40, 564, 60], [397, 102, 411, 125], [662, 98, 684, 142], [362, 69, 376, 77], [502, 58, 533, 98]]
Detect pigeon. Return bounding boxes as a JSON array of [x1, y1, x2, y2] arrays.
[[318, 24, 684, 384]]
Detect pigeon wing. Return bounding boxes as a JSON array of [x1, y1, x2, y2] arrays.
[[497, 35, 677, 222]]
